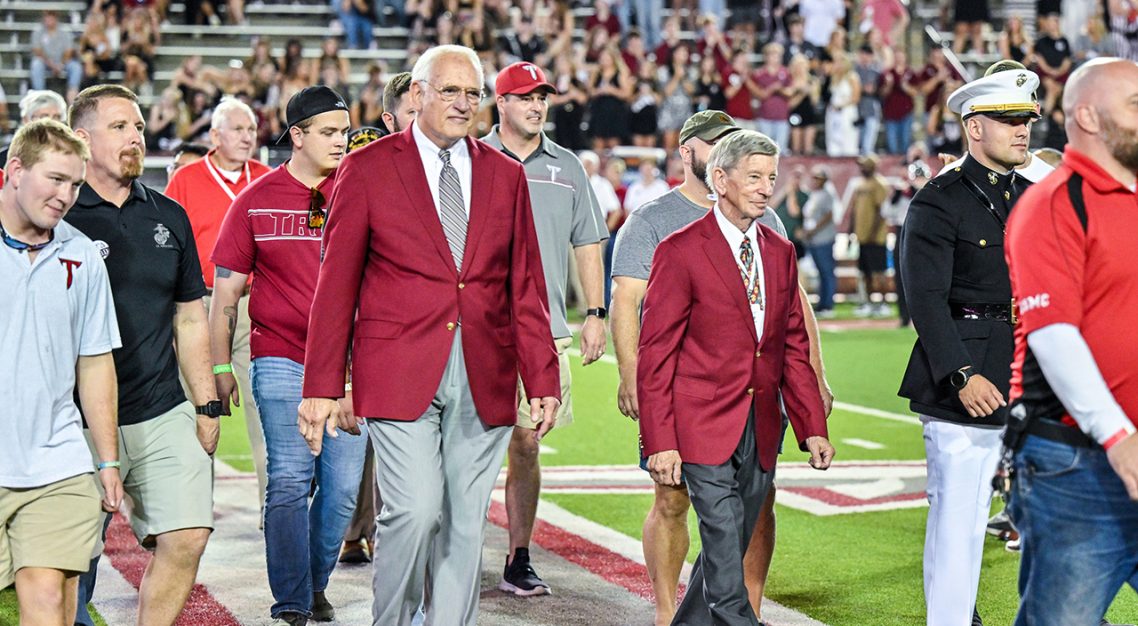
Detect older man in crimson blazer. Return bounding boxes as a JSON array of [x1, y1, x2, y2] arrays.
[[638, 130, 835, 626], [297, 45, 561, 626]]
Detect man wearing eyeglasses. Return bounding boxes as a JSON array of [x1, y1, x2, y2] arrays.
[[166, 96, 273, 523], [298, 45, 560, 626], [210, 86, 363, 626], [480, 61, 608, 597]]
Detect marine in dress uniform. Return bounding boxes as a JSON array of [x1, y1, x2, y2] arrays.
[[898, 69, 1042, 626]]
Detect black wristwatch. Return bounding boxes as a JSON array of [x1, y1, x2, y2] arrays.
[[585, 307, 607, 320], [195, 400, 223, 418], [950, 367, 973, 391]]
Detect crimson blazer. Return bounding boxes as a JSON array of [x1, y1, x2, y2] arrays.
[[637, 212, 827, 470], [301, 127, 560, 426]]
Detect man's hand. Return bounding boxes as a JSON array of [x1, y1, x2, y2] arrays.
[[805, 436, 835, 470], [337, 391, 363, 435], [647, 449, 683, 486], [298, 397, 341, 455], [98, 468, 124, 513], [196, 415, 220, 455], [617, 376, 639, 421], [819, 376, 835, 418], [1107, 432, 1138, 501], [957, 373, 1006, 418], [580, 316, 607, 365], [215, 371, 240, 415], [528, 396, 561, 442]]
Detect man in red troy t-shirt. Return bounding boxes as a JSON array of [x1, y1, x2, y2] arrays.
[[1005, 58, 1138, 626], [209, 87, 365, 625]]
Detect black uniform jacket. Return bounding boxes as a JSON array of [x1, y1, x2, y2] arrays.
[[898, 155, 1030, 426]]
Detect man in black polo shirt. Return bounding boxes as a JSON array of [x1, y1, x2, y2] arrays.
[[64, 84, 219, 626]]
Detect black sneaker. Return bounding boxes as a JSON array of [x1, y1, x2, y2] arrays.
[[972, 607, 983, 626], [271, 611, 308, 626], [310, 591, 335, 622], [498, 547, 551, 596]]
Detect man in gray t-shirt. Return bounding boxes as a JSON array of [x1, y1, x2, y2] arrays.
[[29, 11, 82, 98], [482, 62, 609, 597], [611, 110, 833, 625], [800, 164, 840, 314]]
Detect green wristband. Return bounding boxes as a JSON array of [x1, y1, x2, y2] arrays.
[[213, 363, 234, 375], [97, 461, 121, 471]]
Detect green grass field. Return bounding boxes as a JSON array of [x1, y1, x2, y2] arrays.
[[5, 324, 1136, 625]]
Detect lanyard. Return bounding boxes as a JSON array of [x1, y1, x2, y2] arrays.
[[203, 154, 251, 202]]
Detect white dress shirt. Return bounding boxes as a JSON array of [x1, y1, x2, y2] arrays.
[[412, 120, 473, 217], [714, 204, 766, 343]]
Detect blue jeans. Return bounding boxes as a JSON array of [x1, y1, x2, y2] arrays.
[[757, 119, 790, 155], [30, 57, 82, 91], [338, 8, 374, 49], [884, 116, 912, 155], [251, 357, 367, 618], [616, 0, 662, 48], [858, 115, 881, 156], [808, 241, 836, 311], [1007, 434, 1138, 626]]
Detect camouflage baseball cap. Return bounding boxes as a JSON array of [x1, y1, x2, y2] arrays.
[[679, 110, 740, 145]]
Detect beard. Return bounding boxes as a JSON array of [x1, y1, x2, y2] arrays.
[[690, 154, 711, 192], [1100, 112, 1138, 172], [119, 148, 144, 180]]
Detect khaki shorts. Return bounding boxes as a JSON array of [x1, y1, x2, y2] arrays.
[[87, 401, 214, 549], [516, 336, 574, 429], [0, 473, 102, 588]]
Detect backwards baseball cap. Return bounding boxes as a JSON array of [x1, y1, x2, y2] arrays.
[[275, 85, 350, 144], [495, 62, 557, 97], [679, 110, 740, 146], [947, 70, 1042, 120]]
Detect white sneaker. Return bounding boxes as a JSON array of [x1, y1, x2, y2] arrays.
[[871, 303, 892, 318], [853, 303, 873, 317]]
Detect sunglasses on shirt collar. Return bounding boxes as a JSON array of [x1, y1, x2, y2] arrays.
[[309, 187, 327, 229]]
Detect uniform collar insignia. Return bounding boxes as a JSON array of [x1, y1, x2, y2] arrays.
[[988, 171, 999, 185]]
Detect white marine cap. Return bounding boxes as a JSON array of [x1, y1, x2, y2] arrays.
[[947, 69, 1042, 120]]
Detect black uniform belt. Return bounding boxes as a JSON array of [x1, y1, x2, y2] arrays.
[[949, 302, 1013, 323], [1024, 418, 1099, 449]]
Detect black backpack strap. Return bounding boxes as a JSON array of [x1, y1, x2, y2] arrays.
[[1066, 172, 1088, 233]]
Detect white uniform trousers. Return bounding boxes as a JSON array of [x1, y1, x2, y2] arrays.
[[921, 415, 1003, 626]]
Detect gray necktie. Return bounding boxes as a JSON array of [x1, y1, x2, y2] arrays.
[[438, 148, 467, 271]]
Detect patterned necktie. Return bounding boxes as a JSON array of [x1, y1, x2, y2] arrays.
[[738, 237, 763, 308], [438, 148, 467, 271]]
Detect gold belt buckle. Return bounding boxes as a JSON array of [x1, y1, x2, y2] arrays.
[[1010, 297, 1019, 325]]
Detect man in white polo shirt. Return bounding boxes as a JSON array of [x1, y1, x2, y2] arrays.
[[0, 119, 123, 625]]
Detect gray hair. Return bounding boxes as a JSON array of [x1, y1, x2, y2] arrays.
[[704, 130, 780, 191], [20, 89, 67, 122], [210, 96, 257, 130], [411, 45, 484, 91]]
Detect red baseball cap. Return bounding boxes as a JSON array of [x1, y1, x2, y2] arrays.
[[495, 62, 557, 97]]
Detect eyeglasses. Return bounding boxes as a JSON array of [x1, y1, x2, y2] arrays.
[[419, 81, 484, 105], [309, 187, 327, 229]]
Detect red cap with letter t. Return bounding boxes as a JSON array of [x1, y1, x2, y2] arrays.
[[495, 62, 557, 97]]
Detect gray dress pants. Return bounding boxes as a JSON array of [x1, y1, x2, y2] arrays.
[[673, 411, 773, 626], [366, 330, 512, 626]]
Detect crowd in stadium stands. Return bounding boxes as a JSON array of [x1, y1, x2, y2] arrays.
[[25, 0, 1125, 168]]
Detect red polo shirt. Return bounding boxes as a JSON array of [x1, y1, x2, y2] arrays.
[[1007, 147, 1138, 431], [211, 164, 336, 364], [165, 150, 271, 288]]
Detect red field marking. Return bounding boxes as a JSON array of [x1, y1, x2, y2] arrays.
[[486, 500, 684, 603], [104, 514, 241, 626], [781, 487, 926, 507]]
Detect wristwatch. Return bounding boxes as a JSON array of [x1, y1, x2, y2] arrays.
[[950, 367, 973, 391], [585, 307, 607, 320], [195, 400, 223, 418]]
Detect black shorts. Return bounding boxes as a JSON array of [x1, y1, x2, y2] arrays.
[[858, 244, 888, 275]]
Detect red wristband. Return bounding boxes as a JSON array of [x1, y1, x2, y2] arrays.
[[1102, 428, 1133, 451]]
